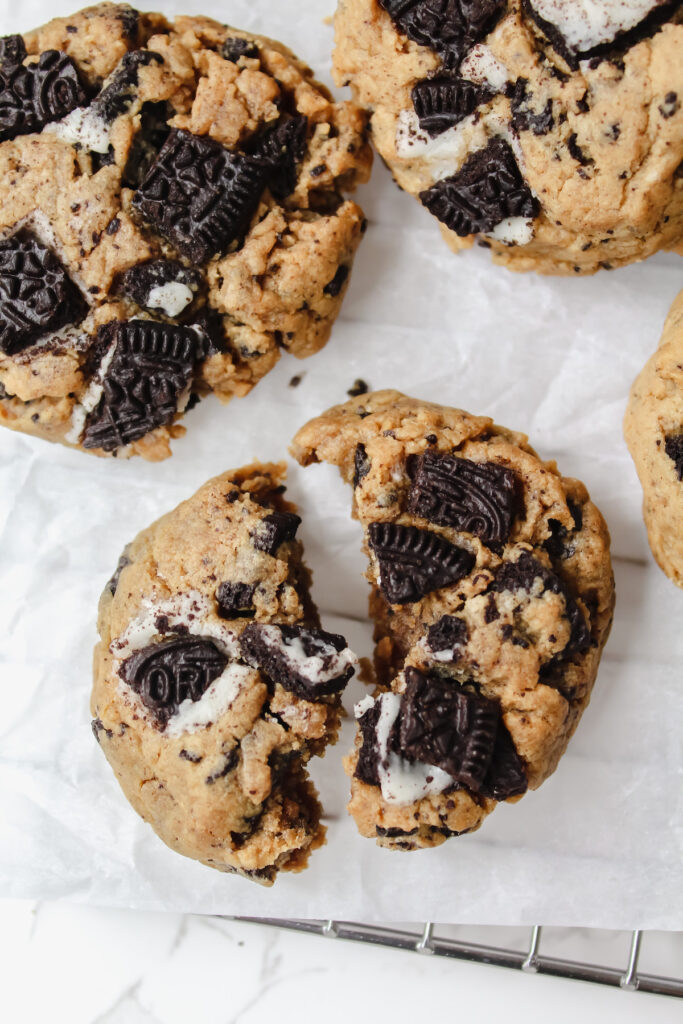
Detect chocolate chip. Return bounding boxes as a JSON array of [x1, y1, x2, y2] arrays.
[[353, 443, 371, 487], [240, 623, 354, 700], [119, 637, 228, 726], [82, 320, 206, 452], [216, 581, 256, 618], [664, 434, 683, 479], [133, 128, 269, 262], [426, 614, 468, 653], [250, 115, 308, 200], [93, 50, 163, 124], [420, 137, 539, 237], [106, 548, 131, 596], [379, 0, 507, 68], [0, 232, 86, 355], [0, 49, 87, 143], [510, 78, 554, 135], [323, 264, 349, 297], [221, 37, 259, 62], [408, 451, 519, 544], [411, 76, 495, 137], [252, 511, 301, 555], [0, 35, 26, 66], [368, 522, 475, 604], [347, 378, 369, 397], [117, 259, 200, 312]]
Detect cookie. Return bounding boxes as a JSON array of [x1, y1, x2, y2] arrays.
[[624, 288, 683, 586], [92, 463, 357, 883], [291, 391, 614, 850], [0, 4, 371, 460], [333, 0, 683, 274]]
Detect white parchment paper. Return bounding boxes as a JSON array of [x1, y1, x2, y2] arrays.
[[1, 0, 682, 928]]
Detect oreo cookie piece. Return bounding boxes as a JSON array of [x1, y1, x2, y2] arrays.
[[426, 614, 468, 654], [118, 259, 201, 317], [368, 521, 475, 603], [411, 76, 496, 136], [355, 701, 383, 785], [378, 0, 507, 67], [239, 623, 356, 700], [407, 450, 518, 543], [221, 37, 259, 62], [479, 723, 528, 800], [0, 49, 87, 143], [92, 50, 163, 124], [252, 115, 308, 200], [664, 434, 683, 480], [82, 319, 206, 452], [510, 77, 554, 135], [419, 137, 540, 237], [133, 128, 270, 263], [0, 35, 26, 66], [119, 636, 228, 727], [0, 232, 86, 355], [215, 581, 257, 618], [252, 511, 301, 555]]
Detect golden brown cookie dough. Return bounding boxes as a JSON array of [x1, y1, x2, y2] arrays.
[[333, 0, 683, 275], [624, 288, 683, 586], [292, 391, 614, 850], [0, 4, 371, 459], [92, 463, 357, 883]]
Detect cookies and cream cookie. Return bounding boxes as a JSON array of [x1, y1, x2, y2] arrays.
[[0, 3, 371, 459], [92, 463, 357, 883], [333, 0, 683, 274], [624, 288, 683, 586], [292, 391, 614, 850]]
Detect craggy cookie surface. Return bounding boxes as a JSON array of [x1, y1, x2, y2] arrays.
[[624, 288, 683, 586], [292, 391, 614, 850], [334, 0, 683, 274], [92, 463, 356, 882], [0, 4, 371, 459]]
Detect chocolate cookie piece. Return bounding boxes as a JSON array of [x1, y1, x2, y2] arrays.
[[93, 463, 356, 882], [292, 390, 614, 850], [0, 5, 371, 459], [334, 0, 683, 273], [252, 511, 301, 555]]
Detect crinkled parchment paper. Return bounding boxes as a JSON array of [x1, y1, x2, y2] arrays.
[[1, 0, 682, 927]]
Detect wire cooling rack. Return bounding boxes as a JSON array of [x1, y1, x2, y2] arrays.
[[232, 920, 683, 999]]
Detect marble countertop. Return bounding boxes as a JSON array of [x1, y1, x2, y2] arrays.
[[2, 900, 681, 1023]]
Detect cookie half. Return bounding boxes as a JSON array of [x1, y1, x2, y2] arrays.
[[92, 463, 357, 883], [292, 391, 614, 850], [0, 3, 371, 459], [624, 289, 683, 586], [333, 0, 683, 274]]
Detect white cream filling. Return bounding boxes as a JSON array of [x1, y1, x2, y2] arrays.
[[146, 282, 194, 317], [371, 692, 455, 805], [44, 106, 112, 154], [110, 590, 240, 661], [459, 44, 509, 91], [165, 662, 254, 737], [65, 341, 117, 444], [486, 216, 535, 245], [529, 0, 666, 53], [257, 625, 357, 688]]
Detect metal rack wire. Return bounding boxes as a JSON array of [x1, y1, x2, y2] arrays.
[[233, 919, 683, 999]]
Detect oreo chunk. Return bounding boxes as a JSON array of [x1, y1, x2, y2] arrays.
[[92, 50, 163, 124], [408, 451, 518, 543], [240, 623, 355, 700], [252, 511, 301, 555], [419, 137, 540, 237], [664, 434, 683, 480], [368, 522, 475, 604], [82, 320, 206, 452], [355, 701, 383, 785], [323, 265, 349, 298], [379, 0, 506, 68], [122, 100, 171, 188], [510, 78, 554, 135], [250, 116, 308, 200], [133, 128, 269, 263], [106, 547, 131, 596], [399, 667, 499, 789], [492, 551, 590, 662], [221, 37, 259, 62], [544, 499, 583, 559], [0, 232, 86, 355], [0, 35, 26, 66], [426, 614, 468, 654], [119, 636, 228, 727], [479, 723, 528, 800], [0, 50, 87, 143], [412, 76, 495, 137], [216, 581, 256, 618], [118, 259, 200, 315], [353, 443, 371, 487]]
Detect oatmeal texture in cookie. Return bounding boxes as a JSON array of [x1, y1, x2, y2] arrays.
[[92, 463, 356, 883], [0, 3, 371, 459], [292, 391, 614, 850], [333, 0, 683, 274], [624, 288, 683, 586]]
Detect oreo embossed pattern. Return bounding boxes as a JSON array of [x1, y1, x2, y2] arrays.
[[92, 463, 357, 883], [0, 3, 371, 459], [292, 391, 614, 850], [333, 0, 683, 274]]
